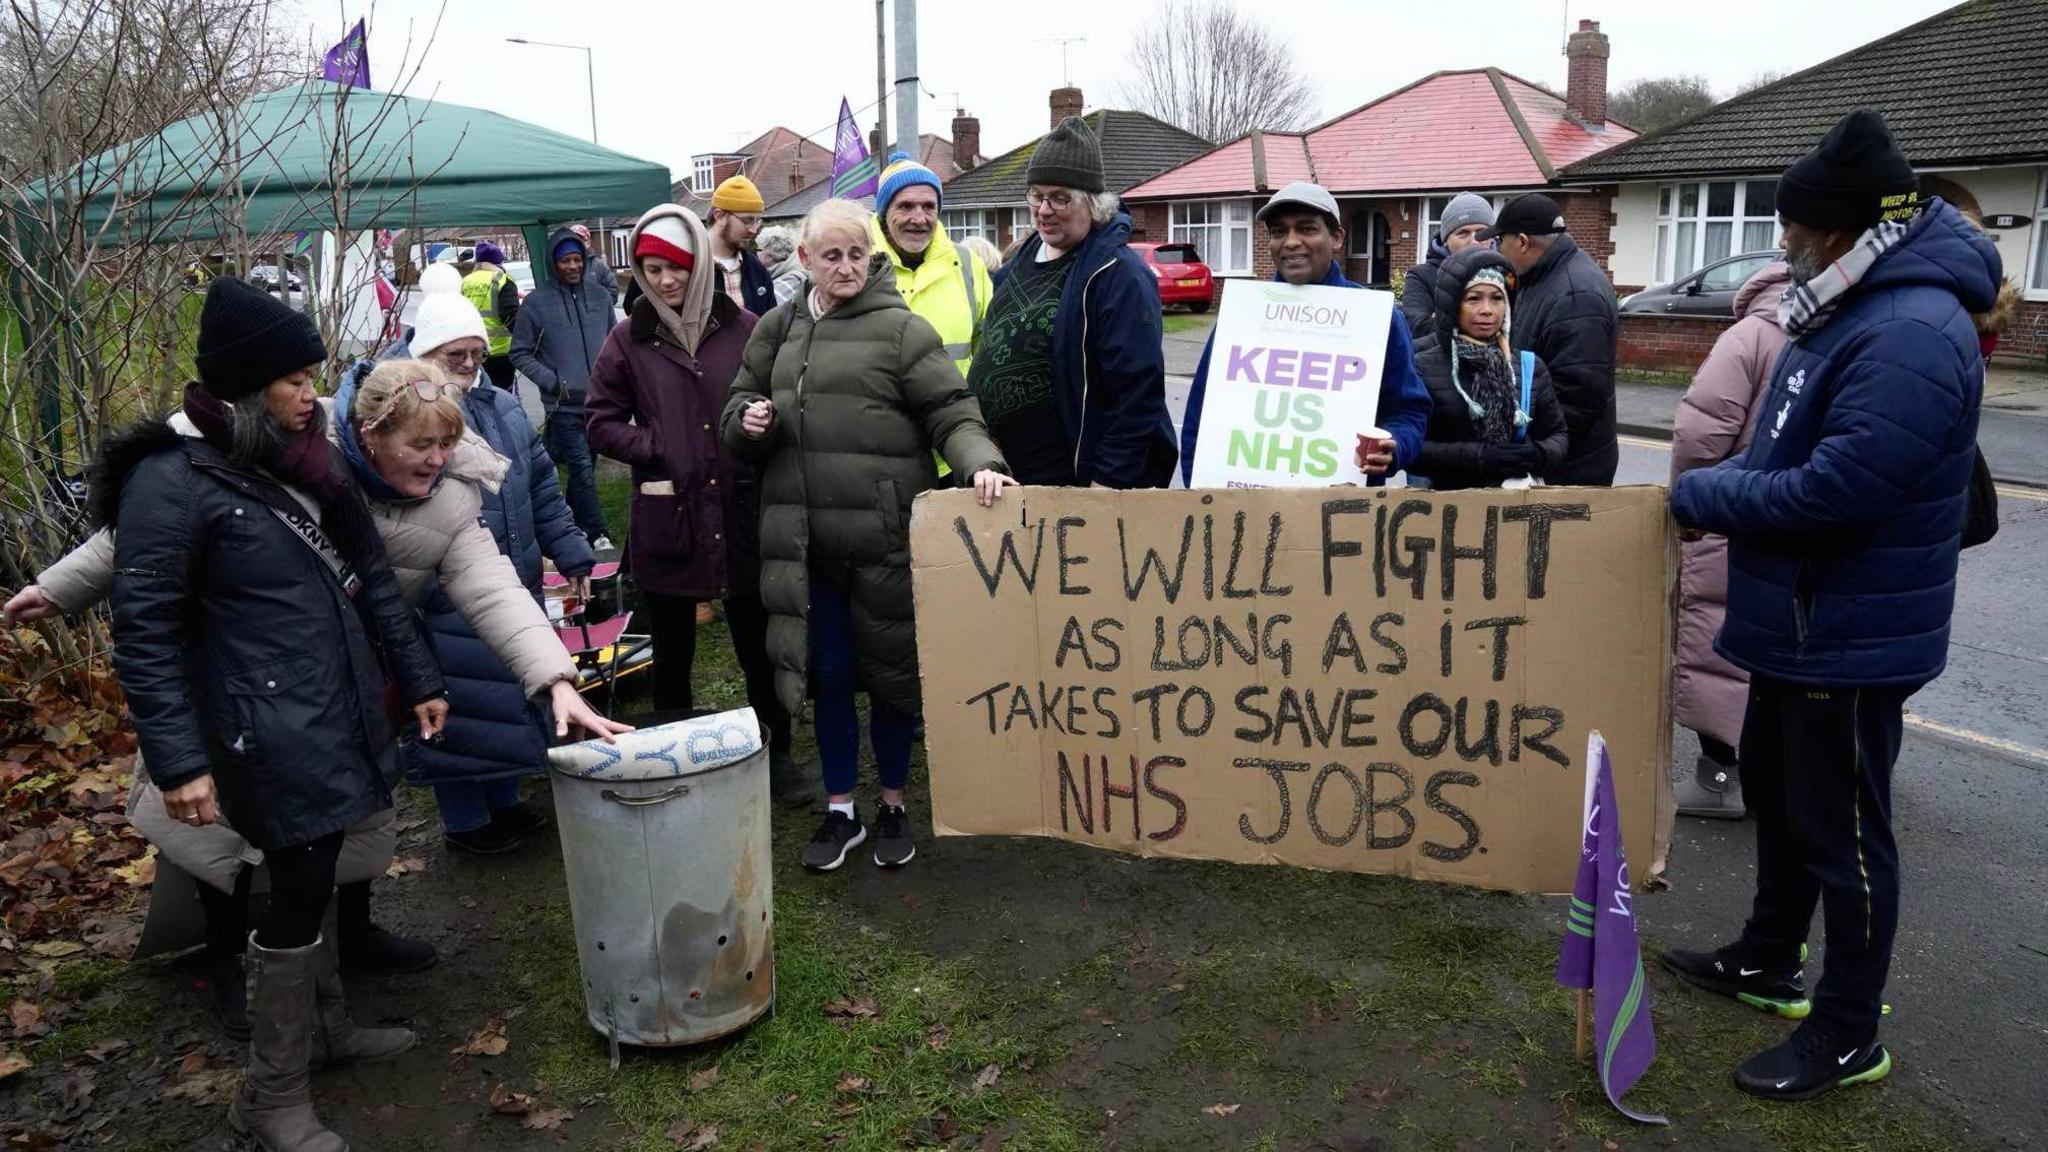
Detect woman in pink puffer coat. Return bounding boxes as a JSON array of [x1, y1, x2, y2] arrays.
[[1670, 261, 1791, 819]]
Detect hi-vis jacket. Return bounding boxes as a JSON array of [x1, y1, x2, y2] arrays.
[[871, 217, 992, 378]]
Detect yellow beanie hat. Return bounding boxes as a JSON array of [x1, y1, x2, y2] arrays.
[[711, 175, 765, 214]]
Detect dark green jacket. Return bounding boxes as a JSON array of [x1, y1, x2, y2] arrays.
[[721, 255, 1006, 715]]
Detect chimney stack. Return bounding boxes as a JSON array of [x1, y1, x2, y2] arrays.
[[789, 154, 806, 193], [1050, 86, 1084, 130], [1565, 19, 1610, 126], [951, 109, 981, 173]]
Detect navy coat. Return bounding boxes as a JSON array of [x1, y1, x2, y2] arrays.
[[1671, 200, 1998, 688]]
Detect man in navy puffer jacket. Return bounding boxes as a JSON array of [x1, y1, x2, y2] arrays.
[[1662, 110, 1997, 1103]]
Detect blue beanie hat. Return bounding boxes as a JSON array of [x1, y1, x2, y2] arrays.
[[877, 151, 943, 213], [551, 234, 587, 263]]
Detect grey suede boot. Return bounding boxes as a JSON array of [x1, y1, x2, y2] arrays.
[[311, 926, 415, 1069], [1675, 754, 1746, 820], [229, 934, 348, 1152], [769, 747, 818, 809]]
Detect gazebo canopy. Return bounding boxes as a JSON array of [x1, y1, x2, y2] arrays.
[[30, 80, 671, 240]]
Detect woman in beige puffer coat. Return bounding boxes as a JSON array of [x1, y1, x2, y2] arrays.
[[1670, 261, 1791, 820]]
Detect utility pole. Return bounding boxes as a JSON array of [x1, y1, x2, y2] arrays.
[[874, 0, 890, 161], [893, 0, 918, 160]]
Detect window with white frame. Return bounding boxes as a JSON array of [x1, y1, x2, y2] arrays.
[[1170, 200, 1254, 275], [1011, 207, 1035, 242], [941, 209, 998, 243], [2030, 169, 2048, 295], [692, 156, 715, 193], [1416, 194, 1510, 251], [1654, 180, 1780, 283]]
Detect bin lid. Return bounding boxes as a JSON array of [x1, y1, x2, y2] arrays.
[[547, 707, 761, 782]]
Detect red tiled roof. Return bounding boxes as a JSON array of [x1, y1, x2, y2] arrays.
[[1125, 69, 1635, 200]]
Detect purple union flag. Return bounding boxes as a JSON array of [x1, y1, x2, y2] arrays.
[[1557, 731, 1666, 1124], [322, 19, 370, 89]]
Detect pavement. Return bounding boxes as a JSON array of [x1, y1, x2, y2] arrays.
[[1161, 305, 2048, 1141]]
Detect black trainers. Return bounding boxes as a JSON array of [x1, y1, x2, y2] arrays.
[[488, 800, 549, 836], [1661, 943, 1810, 1019], [802, 810, 867, 871], [340, 923, 440, 974], [1734, 1020, 1890, 1101], [444, 820, 526, 856], [872, 804, 916, 869]]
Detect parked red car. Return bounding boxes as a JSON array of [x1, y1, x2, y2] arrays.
[[1132, 242, 1214, 313]]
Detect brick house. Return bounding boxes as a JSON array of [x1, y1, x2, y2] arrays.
[[1560, 0, 2048, 363], [1121, 21, 1633, 292], [673, 126, 835, 220], [760, 113, 986, 225], [939, 87, 1214, 253]]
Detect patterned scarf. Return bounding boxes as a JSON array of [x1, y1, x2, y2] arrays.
[[1448, 337, 1521, 446], [1778, 217, 1910, 338]]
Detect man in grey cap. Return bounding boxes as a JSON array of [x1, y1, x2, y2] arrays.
[[1484, 191, 1618, 485], [968, 115, 1176, 488], [1178, 181, 1433, 486], [1401, 192, 1494, 344]]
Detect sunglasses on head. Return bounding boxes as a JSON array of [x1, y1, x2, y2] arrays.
[[361, 376, 454, 434]]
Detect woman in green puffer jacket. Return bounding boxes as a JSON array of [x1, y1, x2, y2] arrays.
[[721, 198, 1014, 874]]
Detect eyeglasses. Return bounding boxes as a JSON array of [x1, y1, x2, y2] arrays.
[[1027, 190, 1078, 211], [433, 347, 484, 366]]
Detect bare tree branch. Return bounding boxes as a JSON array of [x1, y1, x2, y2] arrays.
[[1117, 0, 1318, 142]]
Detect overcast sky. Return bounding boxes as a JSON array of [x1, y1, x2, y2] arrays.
[[344, 0, 1958, 181]]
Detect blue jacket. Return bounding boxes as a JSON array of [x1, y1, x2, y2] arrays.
[[508, 227, 617, 416], [1671, 200, 1997, 688], [346, 361, 595, 784], [1179, 261, 1432, 486], [1004, 213, 1178, 488]]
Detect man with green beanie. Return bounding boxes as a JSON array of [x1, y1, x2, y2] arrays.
[[968, 116, 1175, 488]]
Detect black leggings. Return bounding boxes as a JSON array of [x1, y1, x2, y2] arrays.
[[647, 589, 791, 753], [255, 831, 346, 950]]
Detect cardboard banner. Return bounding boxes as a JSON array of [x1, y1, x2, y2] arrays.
[[911, 486, 1675, 894], [1188, 280, 1393, 489]]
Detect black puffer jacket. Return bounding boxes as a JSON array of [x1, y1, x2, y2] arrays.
[[1399, 241, 1447, 346], [1506, 233, 1618, 486], [1410, 248, 1571, 490], [94, 419, 443, 850]]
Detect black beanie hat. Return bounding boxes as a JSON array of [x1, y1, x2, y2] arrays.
[[1776, 109, 1919, 233], [1026, 116, 1107, 194], [193, 276, 327, 401]]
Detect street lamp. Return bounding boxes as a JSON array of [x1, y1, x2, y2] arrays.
[[504, 38, 598, 144], [506, 37, 607, 262]]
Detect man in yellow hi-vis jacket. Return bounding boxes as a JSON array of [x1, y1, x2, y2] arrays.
[[871, 152, 992, 476], [461, 239, 521, 389]]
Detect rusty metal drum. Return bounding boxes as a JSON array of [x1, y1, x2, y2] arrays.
[[546, 708, 774, 1054]]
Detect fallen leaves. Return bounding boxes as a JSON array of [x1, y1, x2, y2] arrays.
[[111, 851, 156, 888], [522, 1108, 573, 1131], [8, 999, 44, 1036], [1202, 1103, 1241, 1117], [687, 1065, 721, 1094], [820, 995, 877, 1022], [972, 1063, 1001, 1091], [385, 857, 428, 878], [489, 1083, 534, 1114], [835, 1073, 871, 1094], [159, 1050, 239, 1104], [923, 1025, 949, 1051], [453, 1016, 510, 1057], [665, 1118, 719, 1149], [0, 1051, 28, 1080]]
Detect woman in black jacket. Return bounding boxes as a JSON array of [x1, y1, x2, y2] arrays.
[[1406, 248, 1570, 490], [98, 278, 446, 1152]]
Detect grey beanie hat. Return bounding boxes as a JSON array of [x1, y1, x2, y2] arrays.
[[1436, 192, 1495, 241], [1026, 116, 1106, 194]]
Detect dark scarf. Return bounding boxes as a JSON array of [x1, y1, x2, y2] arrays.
[[1448, 337, 1520, 446], [180, 383, 373, 567]]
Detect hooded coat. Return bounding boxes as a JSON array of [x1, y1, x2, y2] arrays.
[[719, 255, 1007, 715], [1669, 262, 1791, 745], [509, 226, 620, 417], [1508, 232, 1619, 486], [1408, 250, 1570, 490], [586, 205, 763, 600], [92, 413, 442, 849], [872, 216, 993, 377], [1671, 200, 1997, 687]]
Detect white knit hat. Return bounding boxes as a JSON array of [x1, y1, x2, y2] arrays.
[[410, 263, 487, 356]]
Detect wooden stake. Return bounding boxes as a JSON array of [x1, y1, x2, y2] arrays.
[[1575, 988, 1593, 1062]]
